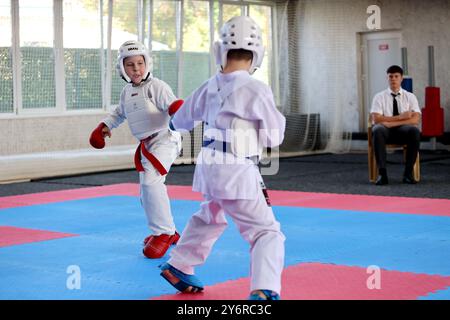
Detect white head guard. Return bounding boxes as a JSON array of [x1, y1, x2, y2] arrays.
[[214, 16, 265, 74], [116, 40, 152, 83]]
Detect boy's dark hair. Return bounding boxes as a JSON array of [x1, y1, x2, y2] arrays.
[[227, 49, 253, 61], [386, 65, 403, 75]]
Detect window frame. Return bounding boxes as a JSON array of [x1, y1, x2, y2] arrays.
[[1, 0, 282, 117]]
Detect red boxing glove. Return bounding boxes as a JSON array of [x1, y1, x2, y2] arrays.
[[168, 99, 184, 116], [89, 123, 106, 149]]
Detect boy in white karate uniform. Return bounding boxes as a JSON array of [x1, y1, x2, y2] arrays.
[[159, 16, 286, 300], [89, 40, 183, 259]]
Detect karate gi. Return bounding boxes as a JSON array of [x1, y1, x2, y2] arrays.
[[103, 77, 182, 236], [168, 70, 286, 294]]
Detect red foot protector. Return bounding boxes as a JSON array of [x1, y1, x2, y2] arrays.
[[152, 262, 450, 300], [0, 226, 78, 248], [143, 232, 180, 259]]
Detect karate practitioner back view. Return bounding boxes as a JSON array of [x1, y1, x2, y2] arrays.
[[159, 16, 286, 300]]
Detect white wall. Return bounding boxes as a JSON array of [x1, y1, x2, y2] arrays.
[[0, 113, 136, 182], [293, 0, 450, 133], [0, 111, 200, 182], [0, 113, 135, 156]]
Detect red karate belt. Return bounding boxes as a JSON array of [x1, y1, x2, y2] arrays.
[[134, 139, 168, 176]]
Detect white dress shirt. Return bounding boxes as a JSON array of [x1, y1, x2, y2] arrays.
[[371, 87, 421, 117]]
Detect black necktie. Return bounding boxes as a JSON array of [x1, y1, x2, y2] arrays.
[[391, 93, 399, 116]]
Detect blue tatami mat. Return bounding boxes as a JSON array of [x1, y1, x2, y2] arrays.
[[0, 196, 449, 299]]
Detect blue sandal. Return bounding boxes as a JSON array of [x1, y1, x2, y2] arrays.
[[248, 290, 280, 300], [159, 263, 204, 293]]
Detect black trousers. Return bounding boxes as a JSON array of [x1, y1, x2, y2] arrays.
[[372, 124, 420, 175]]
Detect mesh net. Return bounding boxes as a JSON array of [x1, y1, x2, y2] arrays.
[[19, 0, 56, 110], [63, 0, 103, 110], [64, 48, 103, 109], [20, 47, 56, 109], [277, 0, 351, 154], [0, 47, 13, 113], [0, 0, 13, 113]]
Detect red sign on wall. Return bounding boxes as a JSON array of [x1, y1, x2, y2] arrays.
[[379, 44, 389, 51]]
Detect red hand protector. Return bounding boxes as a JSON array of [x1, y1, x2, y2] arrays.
[[168, 99, 184, 116], [89, 123, 106, 149]]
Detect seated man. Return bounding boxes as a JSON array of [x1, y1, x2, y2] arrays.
[[370, 65, 421, 185]]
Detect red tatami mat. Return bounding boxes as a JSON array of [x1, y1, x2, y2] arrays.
[[152, 262, 450, 300], [0, 226, 77, 248], [268, 190, 450, 216], [1, 184, 449, 216], [0, 184, 140, 209], [167, 186, 450, 216]]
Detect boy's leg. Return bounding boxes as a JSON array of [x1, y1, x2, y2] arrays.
[[167, 196, 228, 275], [140, 130, 181, 236], [140, 132, 180, 257], [140, 169, 175, 235], [219, 186, 285, 296]]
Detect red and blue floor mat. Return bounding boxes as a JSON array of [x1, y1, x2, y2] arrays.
[[1, 184, 449, 300]]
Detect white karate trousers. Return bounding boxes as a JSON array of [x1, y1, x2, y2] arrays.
[[168, 188, 285, 295], [139, 129, 181, 236]]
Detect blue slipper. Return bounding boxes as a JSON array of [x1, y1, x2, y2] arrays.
[[159, 263, 204, 293], [248, 290, 280, 300]]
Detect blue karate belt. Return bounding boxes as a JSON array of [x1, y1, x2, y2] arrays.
[[202, 138, 259, 165]]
